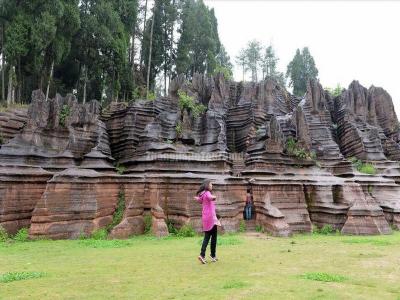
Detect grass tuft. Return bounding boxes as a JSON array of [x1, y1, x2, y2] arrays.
[[0, 225, 9, 242], [13, 228, 29, 242], [300, 272, 347, 283], [222, 280, 247, 289], [0, 272, 45, 283]]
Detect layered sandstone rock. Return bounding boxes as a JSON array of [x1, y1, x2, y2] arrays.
[[1, 74, 400, 238], [0, 165, 52, 234], [0, 91, 113, 171], [29, 169, 122, 239]]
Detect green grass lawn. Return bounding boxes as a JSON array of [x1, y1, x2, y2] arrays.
[[1, 232, 400, 300]]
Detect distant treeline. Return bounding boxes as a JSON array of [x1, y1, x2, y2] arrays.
[[0, 0, 232, 106], [0, 0, 330, 107]]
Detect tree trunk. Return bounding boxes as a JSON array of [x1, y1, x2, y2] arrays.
[[7, 65, 15, 106], [131, 25, 136, 82], [45, 60, 54, 102], [82, 65, 87, 104], [146, 11, 155, 99], [140, 0, 149, 70], [1, 24, 5, 102]]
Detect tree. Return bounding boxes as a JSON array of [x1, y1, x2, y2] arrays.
[[214, 44, 233, 80], [286, 47, 318, 96], [235, 49, 247, 82], [244, 40, 262, 82], [261, 45, 285, 87], [176, 0, 220, 78]]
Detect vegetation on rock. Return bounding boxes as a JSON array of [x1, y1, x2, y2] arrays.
[[349, 157, 377, 175]]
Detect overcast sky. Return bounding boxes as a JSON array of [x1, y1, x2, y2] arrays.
[[204, 0, 400, 116]]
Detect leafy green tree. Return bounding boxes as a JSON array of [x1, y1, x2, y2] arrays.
[[286, 47, 318, 96], [235, 49, 247, 82], [325, 83, 343, 97], [176, 0, 220, 78], [214, 45, 233, 80], [244, 40, 262, 82], [261, 45, 285, 87]]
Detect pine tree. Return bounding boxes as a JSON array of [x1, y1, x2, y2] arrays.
[[244, 40, 262, 82], [235, 49, 247, 82], [176, 0, 220, 78], [286, 47, 318, 96]]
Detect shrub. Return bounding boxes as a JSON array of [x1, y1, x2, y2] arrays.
[[285, 137, 317, 162], [147, 91, 156, 101], [358, 163, 377, 175], [144, 214, 152, 234], [167, 220, 177, 235], [318, 224, 335, 235], [115, 164, 126, 175], [255, 224, 263, 233], [59, 105, 71, 127], [0, 225, 9, 242], [177, 89, 206, 118], [90, 228, 108, 240], [349, 157, 377, 175], [13, 228, 29, 242], [107, 190, 125, 232], [176, 223, 195, 237], [239, 220, 246, 233], [213, 65, 233, 81], [175, 122, 182, 136]]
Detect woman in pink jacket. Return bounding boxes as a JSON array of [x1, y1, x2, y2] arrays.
[[195, 179, 220, 264]]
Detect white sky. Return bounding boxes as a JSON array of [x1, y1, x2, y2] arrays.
[[204, 0, 400, 116]]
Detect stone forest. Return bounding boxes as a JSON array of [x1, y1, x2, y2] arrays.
[[1, 74, 399, 239]]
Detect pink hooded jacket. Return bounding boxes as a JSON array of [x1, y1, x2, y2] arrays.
[[197, 190, 219, 232]]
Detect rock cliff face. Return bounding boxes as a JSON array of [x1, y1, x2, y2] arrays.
[[1, 74, 400, 238]]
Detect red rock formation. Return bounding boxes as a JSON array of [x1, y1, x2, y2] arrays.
[[1, 75, 400, 238]]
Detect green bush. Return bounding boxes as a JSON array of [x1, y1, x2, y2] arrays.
[[285, 137, 317, 162], [349, 157, 377, 175], [167, 220, 178, 235], [177, 89, 206, 118], [144, 214, 152, 234], [239, 220, 246, 233], [213, 65, 233, 81], [147, 91, 156, 101], [59, 105, 71, 127], [176, 224, 196, 237], [175, 122, 182, 136], [358, 163, 377, 175], [90, 228, 108, 240], [255, 224, 263, 233], [115, 164, 126, 175], [318, 224, 335, 235], [107, 190, 125, 232], [0, 225, 9, 242], [13, 228, 29, 242]]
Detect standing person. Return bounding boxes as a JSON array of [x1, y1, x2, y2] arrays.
[[195, 179, 220, 264], [245, 188, 252, 220]]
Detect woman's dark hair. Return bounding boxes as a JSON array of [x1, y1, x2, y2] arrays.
[[247, 188, 251, 193], [196, 179, 211, 196]]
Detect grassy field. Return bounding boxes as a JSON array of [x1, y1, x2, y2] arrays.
[[1, 232, 400, 300]]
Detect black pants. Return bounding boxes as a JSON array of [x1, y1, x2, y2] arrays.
[[200, 225, 217, 258]]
